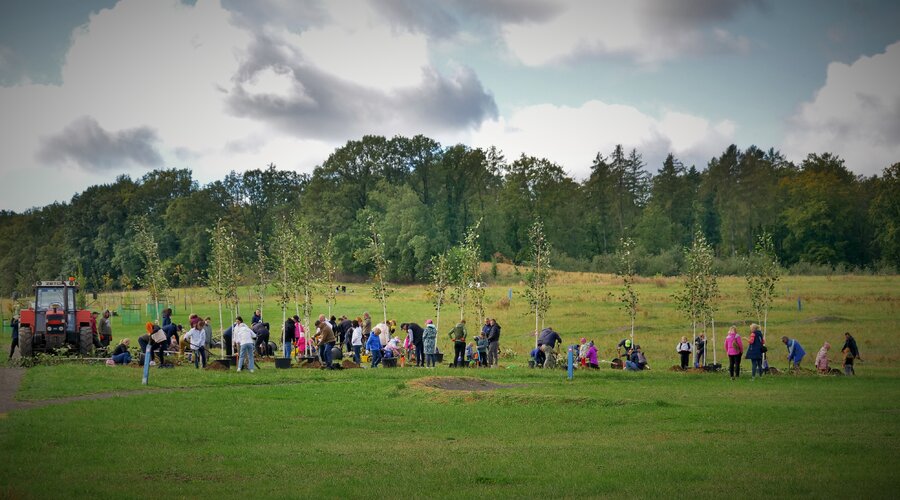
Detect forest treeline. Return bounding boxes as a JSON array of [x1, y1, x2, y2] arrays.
[[1, 134, 898, 295]]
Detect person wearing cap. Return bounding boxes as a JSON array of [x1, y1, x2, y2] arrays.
[[616, 338, 633, 359], [8, 314, 19, 360], [423, 320, 438, 368]]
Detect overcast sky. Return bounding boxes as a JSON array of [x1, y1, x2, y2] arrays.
[[1, 0, 898, 211]]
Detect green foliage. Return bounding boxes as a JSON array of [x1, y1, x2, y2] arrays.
[[427, 252, 451, 332], [133, 216, 169, 322], [674, 231, 717, 337], [745, 230, 781, 332], [524, 219, 552, 342], [617, 237, 639, 340]]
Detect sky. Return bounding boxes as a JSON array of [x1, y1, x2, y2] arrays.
[[0, 0, 898, 212]]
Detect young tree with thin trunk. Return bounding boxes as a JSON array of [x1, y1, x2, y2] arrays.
[[291, 219, 315, 354], [208, 219, 238, 355], [616, 237, 638, 347], [134, 217, 169, 324], [357, 216, 392, 325], [321, 234, 338, 318], [428, 252, 451, 334], [464, 220, 484, 324], [675, 231, 717, 363], [524, 219, 552, 348], [746, 230, 780, 345], [254, 240, 268, 318], [271, 217, 295, 350]]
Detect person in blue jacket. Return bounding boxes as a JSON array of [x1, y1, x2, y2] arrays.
[[366, 326, 383, 368], [781, 336, 806, 371]]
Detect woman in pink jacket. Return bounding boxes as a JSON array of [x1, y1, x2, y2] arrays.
[[725, 326, 743, 380]]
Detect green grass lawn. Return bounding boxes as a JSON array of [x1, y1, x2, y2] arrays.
[[1, 274, 899, 498], [1, 365, 899, 498]]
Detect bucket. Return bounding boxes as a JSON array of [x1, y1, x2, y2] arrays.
[[274, 358, 292, 369], [434, 353, 444, 363]]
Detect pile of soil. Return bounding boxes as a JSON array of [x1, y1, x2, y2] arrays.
[[205, 362, 229, 371], [414, 376, 523, 392], [301, 360, 323, 369], [340, 360, 360, 369]]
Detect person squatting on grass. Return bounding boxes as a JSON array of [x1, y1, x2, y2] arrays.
[[725, 326, 743, 380], [782, 336, 806, 371], [110, 338, 131, 365], [184, 319, 208, 368], [625, 345, 648, 370], [676, 336, 692, 370], [233, 316, 256, 372], [745, 324, 766, 379], [423, 320, 437, 368]]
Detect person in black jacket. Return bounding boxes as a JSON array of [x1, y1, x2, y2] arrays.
[[487, 318, 501, 367], [253, 322, 271, 356], [402, 322, 425, 367]]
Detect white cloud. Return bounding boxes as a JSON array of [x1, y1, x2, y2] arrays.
[[0, 0, 496, 211], [470, 100, 735, 177], [782, 41, 900, 175], [501, 0, 757, 66]]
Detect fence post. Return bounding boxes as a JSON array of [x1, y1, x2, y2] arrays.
[[142, 344, 152, 385]]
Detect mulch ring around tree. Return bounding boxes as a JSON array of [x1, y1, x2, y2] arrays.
[[411, 376, 526, 392]]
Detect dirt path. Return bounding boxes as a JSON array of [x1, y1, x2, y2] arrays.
[[0, 367, 174, 415]]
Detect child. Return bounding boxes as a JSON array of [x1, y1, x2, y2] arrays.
[[843, 345, 855, 376], [183, 319, 208, 368], [466, 342, 476, 364], [585, 341, 599, 369], [816, 342, 831, 374], [578, 337, 588, 367], [476, 333, 489, 367], [676, 336, 692, 370]]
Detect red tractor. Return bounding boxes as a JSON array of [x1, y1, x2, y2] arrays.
[[17, 279, 93, 356]]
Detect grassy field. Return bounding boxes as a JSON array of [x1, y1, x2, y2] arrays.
[[1, 273, 899, 498]]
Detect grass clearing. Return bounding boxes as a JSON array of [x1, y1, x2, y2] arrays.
[[1, 274, 899, 498]]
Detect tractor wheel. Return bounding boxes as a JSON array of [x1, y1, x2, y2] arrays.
[[79, 327, 93, 356], [19, 326, 33, 357]]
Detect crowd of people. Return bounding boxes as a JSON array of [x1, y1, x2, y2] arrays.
[[7, 304, 863, 379]]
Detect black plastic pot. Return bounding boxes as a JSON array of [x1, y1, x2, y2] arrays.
[[274, 358, 292, 369]]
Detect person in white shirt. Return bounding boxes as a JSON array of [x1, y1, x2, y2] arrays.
[[232, 316, 257, 372], [183, 320, 208, 368], [350, 320, 363, 364]]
